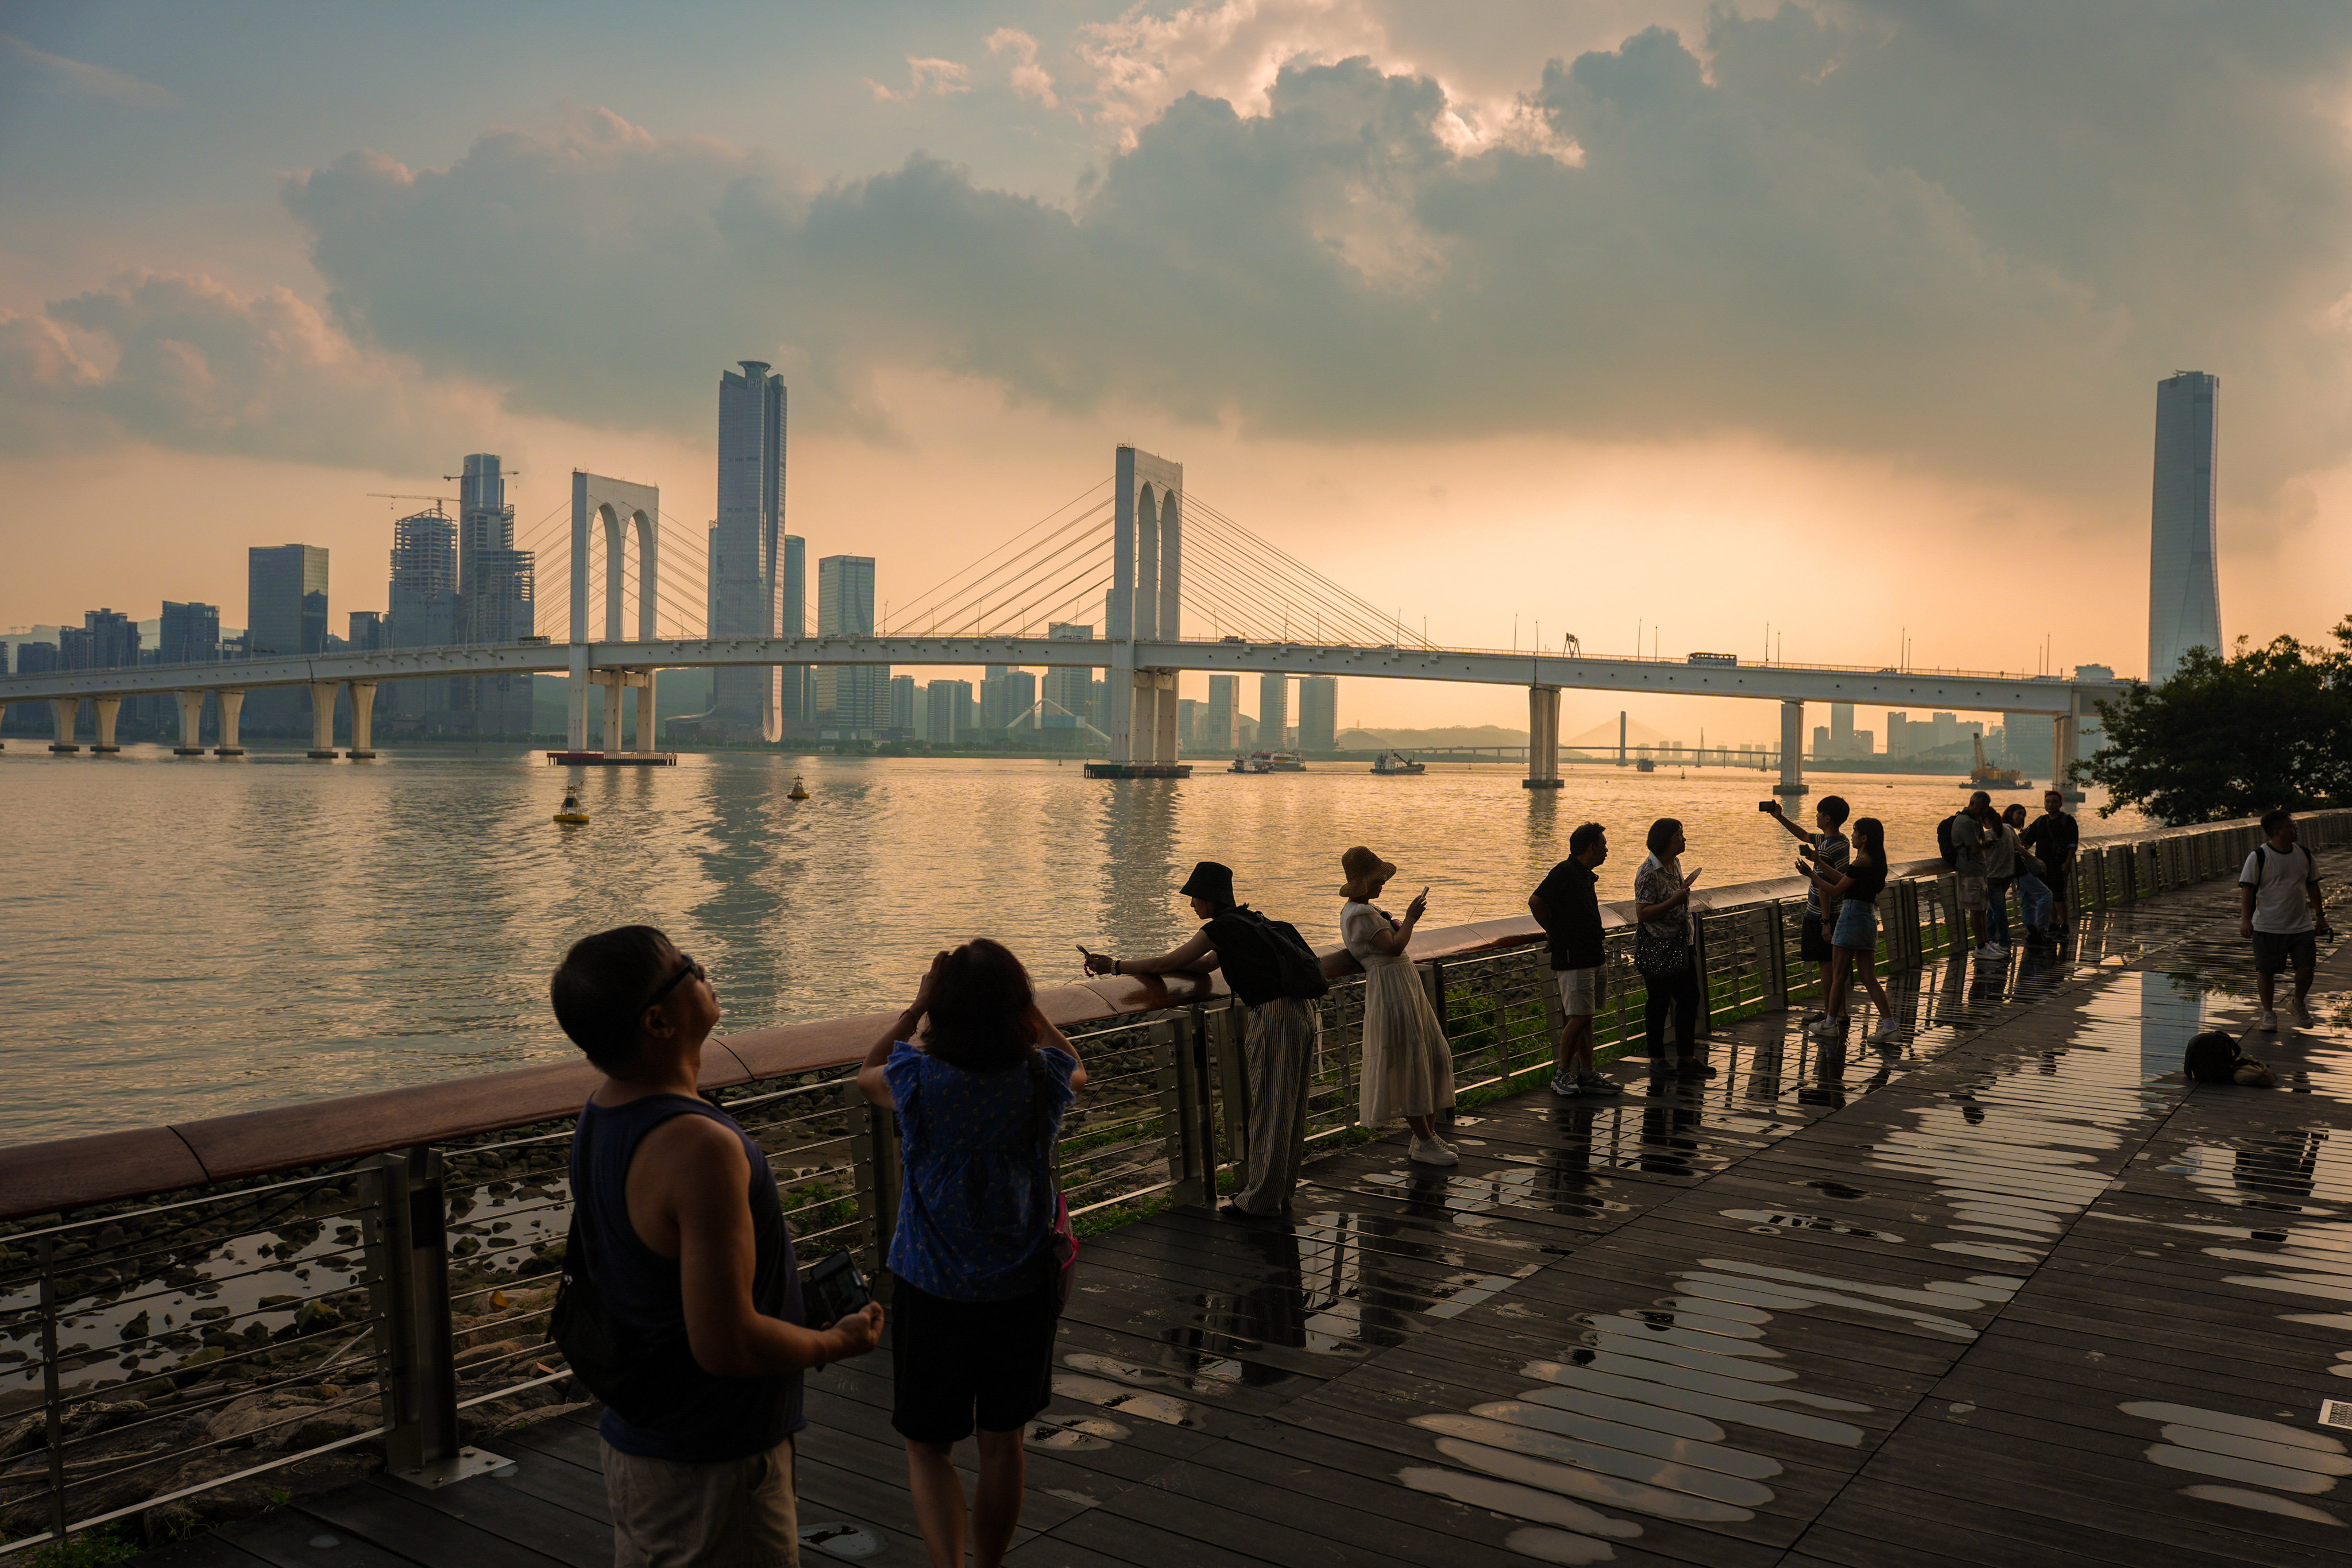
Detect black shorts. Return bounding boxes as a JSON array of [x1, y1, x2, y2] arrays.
[[1799, 913, 1834, 964], [2253, 930, 2318, 977], [889, 1277, 1061, 1445]]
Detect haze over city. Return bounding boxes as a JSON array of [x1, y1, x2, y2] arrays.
[[7, 1, 2352, 740]]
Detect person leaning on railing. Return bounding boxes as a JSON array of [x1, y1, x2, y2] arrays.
[[856, 941, 1085, 1568], [550, 926, 884, 1568]]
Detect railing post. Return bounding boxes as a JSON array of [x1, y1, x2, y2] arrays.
[[1154, 1017, 1210, 1208], [1690, 912, 1716, 1037], [37, 1233, 65, 1547], [1212, 1003, 1252, 1189], [1760, 902, 1787, 1009], [853, 1096, 900, 1270], [366, 1148, 498, 1488]]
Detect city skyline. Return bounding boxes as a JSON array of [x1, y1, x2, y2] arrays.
[[7, 6, 2352, 739]]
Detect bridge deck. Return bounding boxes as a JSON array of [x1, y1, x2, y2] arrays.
[[145, 870, 2352, 1567]]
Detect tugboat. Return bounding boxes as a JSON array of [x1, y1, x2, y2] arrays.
[[788, 775, 812, 801], [1961, 735, 2030, 791], [1370, 750, 1426, 775], [553, 789, 590, 826]]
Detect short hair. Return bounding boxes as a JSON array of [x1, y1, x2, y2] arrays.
[[2262, 808, 2295, 835], [1969, 791, 1991, 808], [550, 925, 674, 1073], [1817, 795, 1849, 828], [1569, 821, 1606, 856], [1646, 817, 1682, 858], [921, 939, 1039, 1072]]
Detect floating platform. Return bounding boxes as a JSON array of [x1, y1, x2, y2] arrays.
[[1520, 777, 1565, 789], [546, 750, 679, 767], [1083, 762, 1192, 779]]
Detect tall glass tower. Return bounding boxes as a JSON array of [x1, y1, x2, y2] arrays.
[[816, 555, 886, 734], [715, 361, 788, 739], [2148, 372, 2223, 683]]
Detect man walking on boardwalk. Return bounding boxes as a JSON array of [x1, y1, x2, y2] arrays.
[[551, 926, 884, 1567], [1086, 861, 1323, 1220], [1530, 822, 1622, 1097], [2240, 809, 2331, 1032]]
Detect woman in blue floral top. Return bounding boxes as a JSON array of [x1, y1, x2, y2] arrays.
[[856, 941, 1086, 1568], [1633, 817, 1709, 1078]]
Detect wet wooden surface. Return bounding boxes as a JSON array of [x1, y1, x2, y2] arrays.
[[142, 860, 2352, 1566]]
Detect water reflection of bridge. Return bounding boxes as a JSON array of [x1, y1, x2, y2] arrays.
[[0, 444, 2122, 795]]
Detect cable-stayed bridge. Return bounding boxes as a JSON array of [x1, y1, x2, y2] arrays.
[[0, 446, 2123, 792]]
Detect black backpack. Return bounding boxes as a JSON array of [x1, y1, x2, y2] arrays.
[[1233, 908, 1331, 1001], [2183, 1031, 2244, 1084], [1936, 814, 1960, 870]]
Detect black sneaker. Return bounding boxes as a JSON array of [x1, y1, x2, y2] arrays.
[[1675, 1058, 1718, 1079], [1574, 1072, 1623, 1096], [1550, 1071, 1581, 1097]]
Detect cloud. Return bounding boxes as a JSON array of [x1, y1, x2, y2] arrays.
[[0, 270, 488, 468], [0, 34, 176, 108], [1072, 0, 1393, 141], [987, 28, 1059, 109], [867, 55, 974, 102], [21, 4, 2352, 521]]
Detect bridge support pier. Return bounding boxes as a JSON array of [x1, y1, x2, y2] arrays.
[[174, 691, 207, 755], [308, 681, 342, 759], [349, 682, 378, 759], [1523, 685, 1563, 789], [0, 701, 7, 750], [2053, 712, 2083, 804], [49, 697, 79, 753], [1775, 699, 1808, 799], [602, 674, 625, 753], [636, 670, 658, 754], [215, 690, 245, 756], [90, 696, 121, 753]]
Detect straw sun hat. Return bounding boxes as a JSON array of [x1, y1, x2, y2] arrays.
[[1340, 845, 1398, 901]]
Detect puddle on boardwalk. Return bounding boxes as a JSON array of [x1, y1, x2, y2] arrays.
[[2120, 1400, 2351, 1525], [2088, 1211, 2352, 1377], [2159, 1129, 2352, 1216]]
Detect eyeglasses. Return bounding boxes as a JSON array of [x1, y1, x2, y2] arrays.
[[642, 955, 706, 1013]]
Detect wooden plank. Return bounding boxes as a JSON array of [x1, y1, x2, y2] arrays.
[[295, 1482, 573, 1568], [364, 1472, 611, 1568]]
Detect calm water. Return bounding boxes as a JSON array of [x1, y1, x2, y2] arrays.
[[0, 746, 2131, 1142]]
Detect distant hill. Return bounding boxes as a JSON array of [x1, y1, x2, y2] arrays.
[[1337, 725, 1528, 751]]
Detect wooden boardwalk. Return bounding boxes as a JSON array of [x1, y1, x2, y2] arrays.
[[148, 867, 2352, 1567]]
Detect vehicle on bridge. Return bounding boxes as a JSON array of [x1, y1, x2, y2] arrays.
[[1687, 651, 1740, 667]]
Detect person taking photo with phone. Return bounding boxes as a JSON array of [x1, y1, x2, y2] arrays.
[[1764, 796, 1849, 1024], [858, 941, 1085, 1568], [1339, 846, 1461, 1164]]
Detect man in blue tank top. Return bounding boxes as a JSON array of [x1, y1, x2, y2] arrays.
[[554, 926, 883, 1566]]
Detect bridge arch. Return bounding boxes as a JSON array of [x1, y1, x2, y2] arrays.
[[569, 472, 662, 751]]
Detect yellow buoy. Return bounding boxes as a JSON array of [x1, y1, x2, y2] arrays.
[[555, 791, 589, 825], [788, 775, 810, 801]]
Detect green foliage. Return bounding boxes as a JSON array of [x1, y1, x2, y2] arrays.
[[2078, 628, 2352, 825], [20, 1527, 142, 1567]]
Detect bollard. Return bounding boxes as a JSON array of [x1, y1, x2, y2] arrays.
[[364, 1149, 502, 1488]]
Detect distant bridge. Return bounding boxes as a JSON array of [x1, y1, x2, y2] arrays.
[[0, 446, 2122, 792]]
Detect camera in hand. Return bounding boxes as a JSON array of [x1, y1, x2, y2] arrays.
[[802, 1252, 872, 1326], [1757, 800, 1776, 812]]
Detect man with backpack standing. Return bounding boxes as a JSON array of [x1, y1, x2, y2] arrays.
[[1944, 793, 2002, 958], [1086, 860, 1326, 1219], [2240, 809, 2331, 1030]]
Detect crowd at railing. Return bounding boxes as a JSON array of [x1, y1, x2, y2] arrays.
[[0, 806, 2341, 1558]]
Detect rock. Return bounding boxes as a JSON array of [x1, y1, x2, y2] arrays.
[[0, 1412, 47, 1459], [205, 1393, 315, 1448], [95, 1225, 125, 1249], [256, 1293, 300, 1310], [284, 1411, 372, 1450], [293, 1300, 342, 1332], [171, 1346, 227, 1388], [190, 1306, 231, 1322], [64, 1399, 146, 1437], [120, 1310, 152, 1343]]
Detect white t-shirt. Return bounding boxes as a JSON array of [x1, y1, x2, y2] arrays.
[[2239, 843, 2318, 934]]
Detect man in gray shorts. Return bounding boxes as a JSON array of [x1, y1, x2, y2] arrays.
[[2240, 808, 2330, 1030], [1531, 822, 1621, 1096]]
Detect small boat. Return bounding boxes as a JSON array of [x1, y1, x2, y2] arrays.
[[1264, 751, 1306, 772], [1229, 754, 1270, 774], [1370, 750, 1426, 775], [553, 791, 589, 825], [788, 775, 811, 801], [1961, 736, 2030, 790]]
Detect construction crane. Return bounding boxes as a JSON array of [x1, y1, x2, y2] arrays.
[[365, 492, 455, 512]]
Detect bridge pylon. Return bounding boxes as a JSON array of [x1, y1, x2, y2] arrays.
[[567, 472, 662, 754], [1090, 445, 1191, 779]]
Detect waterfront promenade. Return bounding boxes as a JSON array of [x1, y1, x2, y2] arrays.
[[135, 860, 2352, 1567]]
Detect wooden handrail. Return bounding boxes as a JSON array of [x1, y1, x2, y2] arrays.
[[0, 813, 2305, 1223]]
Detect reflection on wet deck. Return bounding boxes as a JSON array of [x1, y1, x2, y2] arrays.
[[156, 857, 2352, 1566]]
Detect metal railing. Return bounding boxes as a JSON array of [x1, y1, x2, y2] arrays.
[[1, 808, 2339, 1554]]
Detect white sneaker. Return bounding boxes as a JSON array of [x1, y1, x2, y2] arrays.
[[1799, 1009, 1827, 1024], [1866, 1018, 1900, 1044], [1805, 1015, 1843, 1037], [1409, 1136, 1459, 1167], [2294, 1001, 2316, 1025], [2258, 1009, 2279, 1032]]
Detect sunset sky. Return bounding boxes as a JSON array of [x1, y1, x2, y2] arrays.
[[6, 1, 2352, 741]]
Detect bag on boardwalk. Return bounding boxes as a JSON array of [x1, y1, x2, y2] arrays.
[[1936, 814, 1960, 870], [2184, 1030, 2273, 1087]]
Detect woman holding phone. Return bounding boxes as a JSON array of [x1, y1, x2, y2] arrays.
[[1340, 846, 1459, 1165], [855, 941, 1086, 1568], [1633, 818, 1710, 1077], [1800, 816, 1899, 1044]]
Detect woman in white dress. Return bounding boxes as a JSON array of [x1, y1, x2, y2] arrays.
[[1339, 845, 1459, 1166]]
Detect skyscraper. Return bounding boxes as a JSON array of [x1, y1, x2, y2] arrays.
[[1044, 624, 1094, 727], [1203, 674, 1237, 752], [816, 555, 885, 733], [2149, 371, 2223, 683], [889, 674, 917, 736], [1258, 674, 1289, 750], [248, 545, 327, 730], [1829, 702, 1855, 759], [159, 601, 221, 665], [388, 511, 457, 722], [714, 360, 788, 737], [455, 453, 535, 736], [61, 608, 139, 670], [1297, 675, 1337, 751]]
